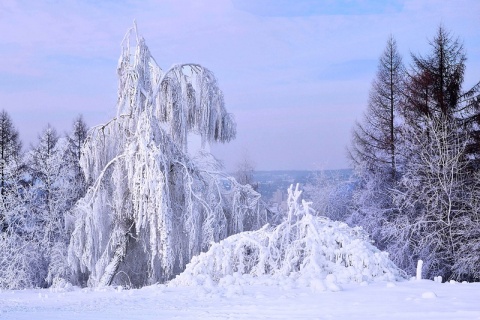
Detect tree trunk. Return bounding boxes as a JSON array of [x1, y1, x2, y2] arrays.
[[99, 234, 129, 286]]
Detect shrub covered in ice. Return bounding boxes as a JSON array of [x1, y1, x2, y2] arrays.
[[170, 185, 402, 290]]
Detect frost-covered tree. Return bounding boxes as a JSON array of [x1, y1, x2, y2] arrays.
[[0, 112, 49, 289], [304, 170, 353, 222], [26, 124, 84, 285], [234, 150, 258, 191], [452, 179, 480, 281], [345, 26, 480, 280], [0, 110, 22, 192], [29, 125, 60, 216], [68, 25, 266, 287], [348, 36, 404, 248], [389, 117, 473, 279], [0, 110, 22, 231], [0, 198, 45, 289], [391, 26, 480, 280], [64, 115, 88, 205], [27, 125, 63, 284]]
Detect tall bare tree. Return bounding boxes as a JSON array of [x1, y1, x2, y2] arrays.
[[350, 35, 404, 179], [392, 25, 480, 280], [348, 36, 404, 249], [391, 117, 472, 279], [403, 25, 467, 125]]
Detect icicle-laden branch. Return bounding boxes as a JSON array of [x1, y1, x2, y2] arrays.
[[68, 25, 262, 288], [115, 26, 236, 153]]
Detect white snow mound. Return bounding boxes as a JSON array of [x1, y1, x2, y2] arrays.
[[170, 185, 402, 291]]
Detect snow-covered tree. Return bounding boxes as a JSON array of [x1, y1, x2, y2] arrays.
[[389, 26, 480, 280], [27, 125, 68, 285], [65, 115, 88, 198], [452, 179, 480, 281], [29, 125, 61, 217], [0, 207, 45, 289], [0, 110, 22, 231], [389, 117, 473, 279], [68, 25, 266, 287], [0, 154, 44, 289], [304, 170, 353, 222], [234, 149, 258, 191], [22, 122, 88, 286]]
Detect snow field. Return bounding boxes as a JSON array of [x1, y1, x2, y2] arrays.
[[1, 279, 480, 319]]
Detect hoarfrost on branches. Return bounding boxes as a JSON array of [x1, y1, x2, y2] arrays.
[[170, 185, 402, 290], [68, 24, 266, 287]]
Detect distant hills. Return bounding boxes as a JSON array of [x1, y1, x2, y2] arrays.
[[253, 169, 353, 200]]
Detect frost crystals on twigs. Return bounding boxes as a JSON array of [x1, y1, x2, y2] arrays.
[[171, 185, 402, 290], [68, 24, 265, 287]]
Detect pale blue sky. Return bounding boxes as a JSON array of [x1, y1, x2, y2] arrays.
[[1, 0, 479, 170]]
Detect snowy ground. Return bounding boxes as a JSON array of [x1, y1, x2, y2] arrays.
[[1, 279, 479, 319]]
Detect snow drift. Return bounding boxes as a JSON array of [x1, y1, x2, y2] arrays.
[[171, 185, 402, 291]]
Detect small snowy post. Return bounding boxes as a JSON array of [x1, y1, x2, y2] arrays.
[[416, 260, 423, 280]]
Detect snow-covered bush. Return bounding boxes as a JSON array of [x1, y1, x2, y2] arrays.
[[68, 24, 266, 287], [170, 185, 402, 290]]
